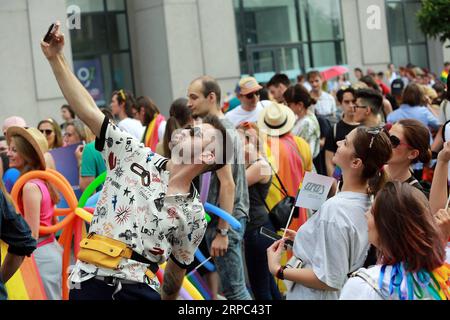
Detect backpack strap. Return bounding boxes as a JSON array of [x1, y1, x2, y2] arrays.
[[351, 269, 386, 300]]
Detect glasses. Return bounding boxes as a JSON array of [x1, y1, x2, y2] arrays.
[[244, 92, 260, 99], [353, 105, 368, 110], [64, 132, 74, 138], [39, 129, 54, 136], [389, 135, 412, 149]]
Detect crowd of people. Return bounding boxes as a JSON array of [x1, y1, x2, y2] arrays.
[[0, 22, 449, 301]]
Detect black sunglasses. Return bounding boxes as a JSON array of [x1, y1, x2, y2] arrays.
[[244, 92, 260, 99], [39, 129, 54, 136]]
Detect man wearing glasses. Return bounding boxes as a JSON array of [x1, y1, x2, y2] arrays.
[[225, 77, 267, 127], [352, 89, 384, 128]]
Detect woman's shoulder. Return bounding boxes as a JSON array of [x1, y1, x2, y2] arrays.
[[340, 266, 383, 300]]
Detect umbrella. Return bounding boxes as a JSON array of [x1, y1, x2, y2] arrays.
[[321, 66, 349, 81]]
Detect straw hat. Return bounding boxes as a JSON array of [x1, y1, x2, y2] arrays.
[[6, 126, 49, 170], [257, 101, 296, 137]]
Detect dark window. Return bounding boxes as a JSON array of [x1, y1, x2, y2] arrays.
[[386, 0, 429, 68], [67, 0, 134, 106], [233, 0, 346, 82]]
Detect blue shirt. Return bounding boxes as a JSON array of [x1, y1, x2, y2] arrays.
[[387, 104, 440, 130]]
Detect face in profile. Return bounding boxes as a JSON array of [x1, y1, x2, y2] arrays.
[[187, 81, 213, 119], [6, 140, 25, 170]]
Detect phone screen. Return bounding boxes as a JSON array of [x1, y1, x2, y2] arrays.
[[259, 227, 293, 248]]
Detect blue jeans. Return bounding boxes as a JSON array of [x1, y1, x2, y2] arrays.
[[244, 221, 282, 300], [205, 217, 252, 300]]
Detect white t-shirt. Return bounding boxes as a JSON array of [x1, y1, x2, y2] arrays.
[[286, 192, 371, 300], [340, 247, 450, 300], [118, 117, 145, 141], [158, 121, 167, 142], [225, 100, 270, 127], [313, 91, 337, 116]]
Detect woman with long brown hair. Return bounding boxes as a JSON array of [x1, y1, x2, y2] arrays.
[[341, 181, 449, 300], [385, 119, 432, 195], [6, 126, 62, 300], [267, 126, 393, 299], [137, 96, 166, 151]]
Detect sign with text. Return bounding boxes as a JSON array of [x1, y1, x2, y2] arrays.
[[296, 172, 335, 210], [74, 58, 105, 105]]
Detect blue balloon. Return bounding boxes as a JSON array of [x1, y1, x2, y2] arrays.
[[85, 191, 100, 208], [204, 202, 242, 231], [3, 168, 20, 193], [194, 249, 216, 272]]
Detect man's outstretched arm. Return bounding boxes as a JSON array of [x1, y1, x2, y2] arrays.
[[41, 21, 103, 137]]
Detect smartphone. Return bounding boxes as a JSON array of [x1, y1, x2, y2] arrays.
[[43, 23, 56, 43], [259, 227, 293, 248]]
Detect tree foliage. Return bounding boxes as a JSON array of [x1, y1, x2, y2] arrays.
[[417, 0, 450, 45]]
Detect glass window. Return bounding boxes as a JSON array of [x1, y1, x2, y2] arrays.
[[67, 0, 134, 104], [386, 0, 429, 68], [306, 0, 344, 42], [234, 0, 346, 79], [107, 0, 125, 11], [409, 44, 428, 68], [404, 2, 426, 43], [67, 0, 104, 13]]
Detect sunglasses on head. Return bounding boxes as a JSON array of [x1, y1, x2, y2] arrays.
[[39, 129, 54, 136], [118, 89, 126, 101], [244, 92, 259, 99]]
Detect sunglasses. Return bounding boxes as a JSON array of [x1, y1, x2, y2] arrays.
[[389, 135, 412, 149], [39, 129, 54, 136], [244, 92, 260, 99], [353, 105, 368, 110]]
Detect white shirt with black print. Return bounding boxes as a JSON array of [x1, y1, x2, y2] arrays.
[[69, 117, 207, 293]]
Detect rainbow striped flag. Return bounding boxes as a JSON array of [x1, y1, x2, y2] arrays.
[[0, 241, 47, 300]]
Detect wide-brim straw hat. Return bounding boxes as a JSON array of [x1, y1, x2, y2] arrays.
[[6, 126, 48, 170], [257, 101, 296, 137]]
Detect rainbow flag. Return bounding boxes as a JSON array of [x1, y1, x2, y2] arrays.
[[0, 241, 47, 300], [143, 114, 165, 151]]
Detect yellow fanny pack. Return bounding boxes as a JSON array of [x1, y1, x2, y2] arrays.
[[77, 233, 134, 270]]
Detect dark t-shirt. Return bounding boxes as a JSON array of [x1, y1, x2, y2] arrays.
[[324, 120, 359, 153]]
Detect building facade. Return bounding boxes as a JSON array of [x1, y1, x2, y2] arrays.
[[0, 0, 448, 126]]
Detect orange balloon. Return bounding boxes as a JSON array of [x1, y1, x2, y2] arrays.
[[11, 170, 78, 235]]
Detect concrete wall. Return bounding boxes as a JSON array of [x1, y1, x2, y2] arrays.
[[0, 0, 73, 128], [128, 0, 241, 116], [341, 0, 391, 82]]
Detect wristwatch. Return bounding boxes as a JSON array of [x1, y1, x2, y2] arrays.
[[216, 228, 229, 236], [276, 266, 287, 280]]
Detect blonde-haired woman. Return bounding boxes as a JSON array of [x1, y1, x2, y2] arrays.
[[6, 127, 62, 300]]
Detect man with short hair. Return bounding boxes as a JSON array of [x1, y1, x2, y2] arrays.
[[307, 70, 337, 124], [225, 77, 266, 127], [324, 87, 359, 177], [187, 76, 252, 300], [41, 22, 231, 300], [110, 89, 145, 140], [353, 88, 384, 127], [267, 73, 290, 104]]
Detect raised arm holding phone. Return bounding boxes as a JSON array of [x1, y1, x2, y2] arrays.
[[41, 21, 231, 300]]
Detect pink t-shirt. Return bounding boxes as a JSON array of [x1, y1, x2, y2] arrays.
[[20, 179, 55, 247]]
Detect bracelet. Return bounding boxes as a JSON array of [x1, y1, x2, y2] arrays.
[[276, 266, 287, 280]]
